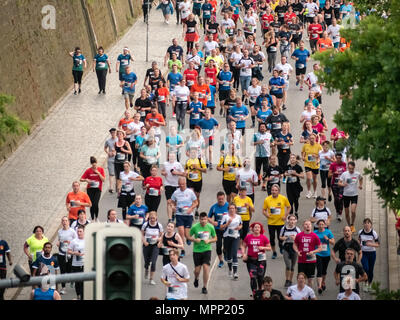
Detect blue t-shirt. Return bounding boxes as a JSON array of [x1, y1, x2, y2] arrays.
[[229, 105, 249, 129], [94, 54, 109, 70], [218, 71, 233, 91], [33, 288, 55, 300], [127, 204, 148, 227], [166, 135, 183, 146], [305, 98, 320, 108], [230, 0, 241, 14], [301, 129, 319, 140], [315, 229, 334, 257], [208, 202, 229, 229], [189, 101, 204, 125], [198, 118, 219, 136], [291, 48, 310, 69], [117, 54, 131, 74], [202, 3, 213, 18], [269, 77, 285, 95], [0, 240, 10, 269], [275, 132, 293, 150], [256, 108, 272, 122], [167, 72, 183, 91], [340, 4, 353, 18], [135, 135, 146, 149], [197, 51, 204, 67], [255, 94, 273, 110], [32, 254, 59, 274], [123, 72, 137, 93], [207, 85, 216, 107], [72, 54, 85, 71]]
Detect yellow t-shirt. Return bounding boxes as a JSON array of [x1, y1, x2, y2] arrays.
[[263, 194, 290, 226], [26, 234, 49, 261], [271, 0, 280, 11], [218, 155, 241, 181], [205, 55, 224, 70], [185, 158, 207, 182], [302, 142, 323, 170], [233, 195, 253, 222]]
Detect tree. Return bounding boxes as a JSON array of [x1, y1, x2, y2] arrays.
[[314, 0, 400, 210], [0, 94, 30, 145]]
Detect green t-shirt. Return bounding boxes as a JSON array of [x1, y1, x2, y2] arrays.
[[26, 234, 49, 261], [190, 222, 216, 253], [168, 59, 183, 73], [72, 54, 85, 71]]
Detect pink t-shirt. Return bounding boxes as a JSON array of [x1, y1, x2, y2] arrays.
[[244, 234, 270, 258], [294, 232, 321, 264], [331, 128, 346, 141], [329, 162, 347, 185]]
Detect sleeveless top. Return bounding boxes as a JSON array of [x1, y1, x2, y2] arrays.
[[33, 288, 54, 300], [115, 141, 128, 163]]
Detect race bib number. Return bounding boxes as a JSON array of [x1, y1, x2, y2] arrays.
[[188, 27, 195, 33], [146, 236, 158, 245], [228, 167, 236, 174], [121, 59, 129, 65], [307, 155, 315, 162], [271, 177, 280, 184], [270, 46, 277, 52], [272, 122, 282, 130], [321, 244, 328, 251], [270, 207, 281, 215], [149, 188, 159, 196], [116, 153, 125, 161], [192, 113, 200, 119], [258, 252, 266, 261], [198, 231, 209, 240], [98, 62, 106, 68], [287, 176, 297, 183], [187, 80, 194, 86], [168, 286, 179, 293], [237, 206, 247, 215], [89, 180, 100, 188], [297, 63, 305, 69], [306, 253, 316, 261], [133, 217, 144, 225], [189, 172, 199, 180]]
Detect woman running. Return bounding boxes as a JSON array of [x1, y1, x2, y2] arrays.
[[93, 46, 111, 94], [284, 154, 304, 218], [159, 221, 184, 265], [143, 165, 164, 212], [68, 47, 86, 95]]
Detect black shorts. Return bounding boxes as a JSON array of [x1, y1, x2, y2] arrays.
[[305, 167, 319, 175], [296, 67, 306, 76], [298, 262, 316, 279], [237, 127, 246, 136], [223, 179, 238, 196], [204, 136, 214, 146], [165, 185, 178, 200], [193, 251, 212, 266], [72, 70, 83, 84], [193, 7, 201, 16], [187, 179, 202, 193], [306, 16, 314, 24], [343, 195, 358, 208], [219, 90, 230, 102], [271, 92, 283, 99]]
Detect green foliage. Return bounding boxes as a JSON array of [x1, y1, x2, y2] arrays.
[[370, 282, 400, 300], [0, 94, 30, 145], [314, 0, 400, 210]]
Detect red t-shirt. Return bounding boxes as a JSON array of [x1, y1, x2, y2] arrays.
[[294, 231, 321, 264], [329, 162, 347, 185], [156, 87, 169, 103], [308, 24, 323, 40], [81, 167, 105, 191], [284, 12, 297, 23], [184, 69, 198, 87], [145, 113, 165, 128], [244, 234, 270, 259], [119, 118, 134, 132], [144, 176, 163, 196], [261, 14, 274, 29], [204, 67, 218, 86]]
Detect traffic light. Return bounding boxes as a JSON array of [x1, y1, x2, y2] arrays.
[[84, 223, 141, 300]]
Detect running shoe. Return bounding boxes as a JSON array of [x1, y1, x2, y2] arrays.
[[328, 194, 332, 202], [202, 287, 208, 294], [282, 177, 287, 184], [397, 245, 400, 255], [271, 252, 277, 259], [363, 283, 370, 292], [284, 280, 290, 288], [350, 225, 356, 233], [108, 189, 113, 194], [195, 211, 199, 220], [228, 269, 233, 278], [149, 279, 156, 285], [337, 214, 342, 222], [282, 104, 287, 110], [279, 247, 283, 255], [180, 250, 185, 258], [209, 164, 213, 170], [233, 273, 239, 280], [74, 90, 77, 95], [219, 108, 223, 116], [322, 284, 326, 291], [296, 80, 299, 86], [144, 269, 149, 280], [194, 278, 199, 288], [186, 240, 192, 246], [318, 288, 323, 294], [306, 191, 312, 199], [218, 260, 224, 268], [78, 88, 81, 94], [300, 86, 303, 91], [237, 249, 243, 258], [313, 191, 318, 199], [262, 186, 267, 191]]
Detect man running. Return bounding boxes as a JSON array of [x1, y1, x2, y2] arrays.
[[198, 108, 219, 169], [291, 41, 310, 91]]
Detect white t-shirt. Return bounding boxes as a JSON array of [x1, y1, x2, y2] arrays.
[[171, 188, 197, 216], [69, 238, 85, 267], [319, 149, 335, 171], [243, 16, 256, 33], [301, 109, 316, 121], [305, 3, 319, 17], [255, 132, 272, 157], [310, 207, 331, 228], [141, 221, 163, 244], [163, 161, 184, 187], [230, 52, 243, 65], [127, 121, 144, 142], [57, 228, 77, 256], [287, 285, 316, 300], [275, 63, 293, 81], [162, 262, 190, 300], [203, 41, 219, 55], [120, 170, 139, 192], [239, 57, 254, 77], [358, 229, 379, 252], [339, 171, 362, 197], [173, 85, 190, 101], [236, 168, 258, 195], [305, 72, 322, 94], [337, 291, 361, 300], [248, 85, 262, 104], [179, 2, 191, 19], [327, 24, 342, 43], [221, 214, 242, 238], [221, 18, 235, 31]]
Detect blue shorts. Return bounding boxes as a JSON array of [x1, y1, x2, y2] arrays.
[[176, 215, 193, 229]]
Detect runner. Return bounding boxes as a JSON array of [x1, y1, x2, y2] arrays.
[[198, 108, 219, 168], [275, 56, 293, 110], [172, 79, 191, 133], [247, 78, 262, 127], [159, 222, 184, 265], [0, 238, 12, 300], [143, 165, 164, 212], [142, 211, 163, 285], [293, 220, 322, 287], [114, 130, 132, 180], [127, 113, 145, 170], [233, 187, 254, 256], [161, 249, 190, 300], [301, 133, 322, 199], [65, 181, 92, 225], [265, 155, 283, 196], [254, 276, 285, 300], [183, 13, 200, 54], [337, 276, 361, 300], [279, 214, 301, 287], [134, 88, 153, 122], [104, 128, 118, 193], [278, 24, 292, 59], [189, 212, 217, 294], [116, 47, 133, 94], [317, 31, 333, 52], [338, 161, 363, 233], [284, 154, 304, 218], [305, 63, 323, 104], [327, 18, 342, 49], [164, 38, 185, 67], [80, 156, 105, 222], [328, 152, 347, 221], [168, 177, 199, 257], [358, 218, 380, 292], [203, 34, 219, 57], [31, 285, 61, 300], [264, 32, 279, 73], [236, 157, 258, 204], [155, 80, 169, 119], [23, 226, 49, 275], [242, 222, 271, 294], [275, 121, 293, 172], [70, 209, 90, 231], [68, 47, 86, 95], [285, 272, 317, 300], [93, 46, 111, 94], [139, 136, 161, 178], [237, 50, 254, 99], [126, 194, 149, 228], [262, 184, 291, 259], [291, 40, 310, 91], [157, 0, 174, 24], [67, 225, 85, 300], [220, 203, 243, 280], [310, 196, 332, 229], [106, 209, 124, 223], [333, 225, 363, 264], [145, 105, 166, 142], [314, 219, 335, 294], [228, 97, 249, 136], [217, 62, 234, 116], [268, 69, 286, 110]]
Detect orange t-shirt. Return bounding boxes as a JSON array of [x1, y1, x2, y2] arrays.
[[210, 0, 217, 13], [190, 83, 210, 106], [145, 112, 165, 128], [118, 118, 134, 132], [156, 87, 169, 103], [339, 38, 351, 52], [317, 38, 333, 52], [66, 191, 92, 220]]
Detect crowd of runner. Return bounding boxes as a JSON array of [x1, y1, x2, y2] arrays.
[[0, 0, 386, 301]]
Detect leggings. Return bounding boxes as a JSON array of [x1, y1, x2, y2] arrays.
[[246, 257, 267, 294], [216, 229, 224, 257], [320, 170, 331, 189], [72, 265, 84, 299], [267, 52, 277, 72], [57, 254, 73, 288], [0, 269, 6, 300], [223, 236, 240, 273], [142, 4, 151, 22], [286, 183, 300, 214], [72, 70, 83, 84], [316, 255, 331, 277], [255, 157, 269, 177], [283, 247, 298, 271], [143, 244, 159, 272], [278, 151, 290, 172], [233, 68, 240, 90], [175, 101, 187, 130], [203, 18, 210, 30], [310, 39, 318, 53], [87, 188, 101, 220], [158, 102, 166, 119], [268, 225, 284, 250], [332, 184, 344, 215], [361, 251, 376, 284], [145, 194, 161, 212], [96, 69, 108, 91], [175, 4, 181, 23]]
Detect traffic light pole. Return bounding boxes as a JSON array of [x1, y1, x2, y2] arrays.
[[0, 271, 96, 289]]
